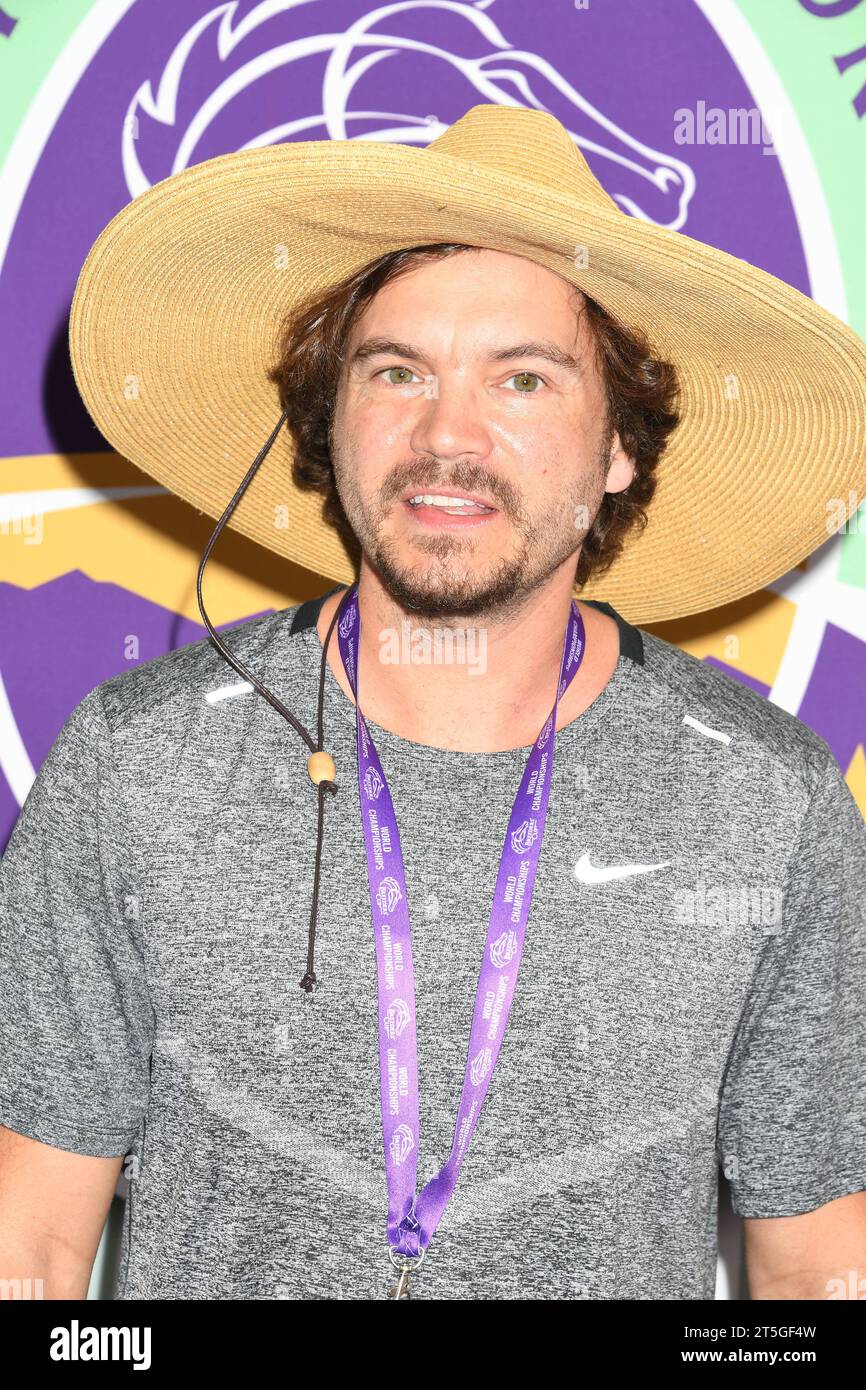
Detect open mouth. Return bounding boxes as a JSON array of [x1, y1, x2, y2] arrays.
[[401, 494, 499, 528], [403, 490, 497, 515]]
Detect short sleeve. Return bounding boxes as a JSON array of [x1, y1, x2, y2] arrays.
[[0, 686, 154, 1157], [717, 746, 866, 1217]]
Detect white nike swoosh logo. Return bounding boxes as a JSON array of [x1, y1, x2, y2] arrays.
[[574, 853, 672, 884]]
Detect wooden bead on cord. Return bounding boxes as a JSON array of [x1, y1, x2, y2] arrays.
[[307, 750, 336, 785]]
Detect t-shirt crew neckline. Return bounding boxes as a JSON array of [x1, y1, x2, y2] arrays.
[[294, 603, 637, 761]]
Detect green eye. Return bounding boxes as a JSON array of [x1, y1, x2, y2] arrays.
[[506, 371, 543, 393], [382, 366, 419, 385]]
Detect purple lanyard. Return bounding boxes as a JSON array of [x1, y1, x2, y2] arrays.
[[336, 586, 586, 1296]]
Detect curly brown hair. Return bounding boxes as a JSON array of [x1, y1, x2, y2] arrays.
[[265, 242, 681, 589]]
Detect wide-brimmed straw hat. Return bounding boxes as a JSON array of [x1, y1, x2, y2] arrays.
[[68, 102, 866, 624]]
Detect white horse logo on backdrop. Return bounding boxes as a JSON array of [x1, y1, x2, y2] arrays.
[[122, 0, 696, 229]]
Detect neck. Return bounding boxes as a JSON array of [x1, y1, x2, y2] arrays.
[[315, 562, 622, 754]]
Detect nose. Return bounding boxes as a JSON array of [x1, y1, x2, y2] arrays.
[[407, 373, 494, 465]]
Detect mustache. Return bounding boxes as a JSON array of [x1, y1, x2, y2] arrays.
[[385, 465, 515, 513]]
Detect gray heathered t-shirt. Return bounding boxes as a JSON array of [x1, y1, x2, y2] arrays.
[[1, 586, 865, 1301]]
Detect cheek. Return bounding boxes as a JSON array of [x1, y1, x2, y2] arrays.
[[332, 408, 400, 503], [502, 417, 562, 471], [373, 412, 407, 450], [347, 390, 409, 447], [516, 408, 600, 471]]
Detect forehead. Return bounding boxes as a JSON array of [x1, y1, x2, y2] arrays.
[[346, 248, 586, 350]]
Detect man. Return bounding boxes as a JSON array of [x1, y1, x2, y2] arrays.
[[1, 104, 865, 1301]]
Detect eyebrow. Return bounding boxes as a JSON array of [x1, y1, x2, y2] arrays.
[[345, 337, 584, 376]]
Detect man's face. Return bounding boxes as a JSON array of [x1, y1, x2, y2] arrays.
[[329, 248, 635, 619]]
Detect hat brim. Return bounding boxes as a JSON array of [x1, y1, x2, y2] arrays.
[[68, 136, 866, 624]]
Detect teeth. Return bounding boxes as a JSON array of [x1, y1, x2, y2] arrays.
[[408, 494, 492, 509]]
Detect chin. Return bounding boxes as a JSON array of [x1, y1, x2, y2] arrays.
[[371, 549, 527, 621]]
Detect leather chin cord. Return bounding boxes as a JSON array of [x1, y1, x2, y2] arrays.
[[195, 409, 350, 995]]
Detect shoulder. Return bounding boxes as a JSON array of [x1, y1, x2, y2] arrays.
[[632, 623, 835, 796], [92, 605, 303, 736]]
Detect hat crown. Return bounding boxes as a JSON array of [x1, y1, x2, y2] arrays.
[[426, 103, 620, 216]]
